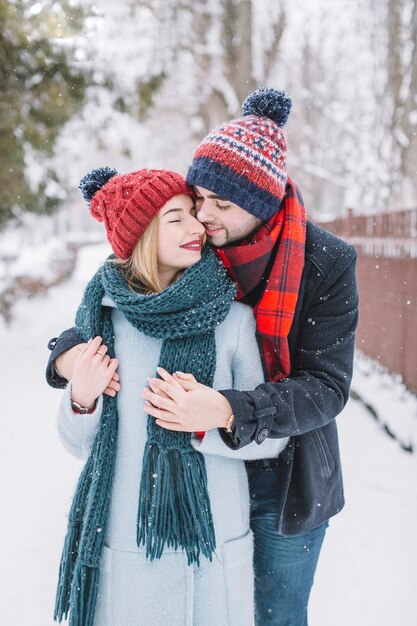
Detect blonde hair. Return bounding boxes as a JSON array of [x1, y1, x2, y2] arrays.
[[111, 214, 163, 294], [111, 202, 206, 294]]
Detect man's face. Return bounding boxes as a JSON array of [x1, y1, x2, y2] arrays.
[[194, 186, 262, 247]]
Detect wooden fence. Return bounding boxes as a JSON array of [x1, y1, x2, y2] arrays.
[[316, 208, 417, 393]]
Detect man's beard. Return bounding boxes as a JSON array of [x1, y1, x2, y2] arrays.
[[206, 230, 240, 249], [206, 221, 262, 248]]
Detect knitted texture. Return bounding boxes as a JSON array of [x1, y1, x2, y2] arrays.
[[54, 246, 236, 626], [187, 88, 292, 221], [80, 168, 195, 259], [216, 177, 307, 381], [79, 166, 118, 202]]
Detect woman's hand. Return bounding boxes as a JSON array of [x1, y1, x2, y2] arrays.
[[71, 336, 119, 408], [141, 367, 232, 432], [56, 341, 121, 397]]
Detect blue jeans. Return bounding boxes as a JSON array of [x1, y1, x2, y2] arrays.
[[248, 461, 328, 626]]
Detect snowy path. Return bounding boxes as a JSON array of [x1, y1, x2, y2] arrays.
[[1, 243, 416, 626]]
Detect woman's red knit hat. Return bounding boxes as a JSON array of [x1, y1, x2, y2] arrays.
[[79, 167, 194, 259]]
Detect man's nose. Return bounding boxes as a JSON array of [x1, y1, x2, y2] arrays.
[[196, 201, 210, 223]]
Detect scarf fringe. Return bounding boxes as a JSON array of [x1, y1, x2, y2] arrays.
[[54, 520, 80, 622], [67, 564, 100, 626], [54, 399, 114, 625], [137, 442, 216, 565], [54, 458, 94, 623]]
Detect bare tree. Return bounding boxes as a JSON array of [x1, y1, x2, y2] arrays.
[[383, 0, 417, 203], [132, 0, 286, 133]]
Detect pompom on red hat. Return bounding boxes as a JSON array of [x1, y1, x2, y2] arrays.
[[79, 167, 194, 259]]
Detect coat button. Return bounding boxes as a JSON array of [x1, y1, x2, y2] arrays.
[[48, 337, 57, 350], [256, 428, 269, 443]]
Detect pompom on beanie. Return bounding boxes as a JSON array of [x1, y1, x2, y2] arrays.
[[186, 87, 292, 221], [79, 168, 194, 259]]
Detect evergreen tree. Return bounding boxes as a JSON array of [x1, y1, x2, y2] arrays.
[[0, 0, 87, 229]]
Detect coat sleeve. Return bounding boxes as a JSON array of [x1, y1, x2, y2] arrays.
[[45, 327, 84, 388], [218, 249, 359, 450], [193, 305, 288, 460], [56, 383, 103, 460]]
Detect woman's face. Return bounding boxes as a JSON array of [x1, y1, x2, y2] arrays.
[[157, 194, 206, 288]]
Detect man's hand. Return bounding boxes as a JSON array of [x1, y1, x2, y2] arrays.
[[141, 367, 233, 432], [71, 336, 119, 408], [55, 339, 121, 397]]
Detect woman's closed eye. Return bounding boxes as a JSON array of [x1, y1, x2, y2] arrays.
[[169, 208, 197, 223]]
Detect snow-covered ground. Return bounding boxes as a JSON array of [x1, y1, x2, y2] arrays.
[[1, 242, 416, 626]]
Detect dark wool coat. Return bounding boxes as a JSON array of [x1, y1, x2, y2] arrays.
[[46, 221, 358, 536], [219, 221, 358, 534]]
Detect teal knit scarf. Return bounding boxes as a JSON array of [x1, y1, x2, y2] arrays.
[[54, 247, 236, 626]]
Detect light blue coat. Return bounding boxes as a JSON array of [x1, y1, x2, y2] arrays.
[[57, 298, 288, 626]]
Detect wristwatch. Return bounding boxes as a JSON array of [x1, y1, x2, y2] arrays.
[[71, 399, 97, 414]]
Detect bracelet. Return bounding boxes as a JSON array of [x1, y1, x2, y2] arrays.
[[71, 399, 97, 414], [225, 413, 235, 433]]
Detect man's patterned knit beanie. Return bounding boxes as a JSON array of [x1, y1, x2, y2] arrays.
[[79, 168, 194, 259], [186, 87, 292, 221]]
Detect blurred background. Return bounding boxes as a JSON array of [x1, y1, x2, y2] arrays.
[[1, 1, 417, 624], [1, 0, 417, 387]]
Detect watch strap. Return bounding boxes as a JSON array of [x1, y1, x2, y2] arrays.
[[71, 399, 97, 414]]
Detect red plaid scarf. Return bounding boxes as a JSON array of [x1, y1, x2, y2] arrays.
[[216, 177, 307, 382]]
